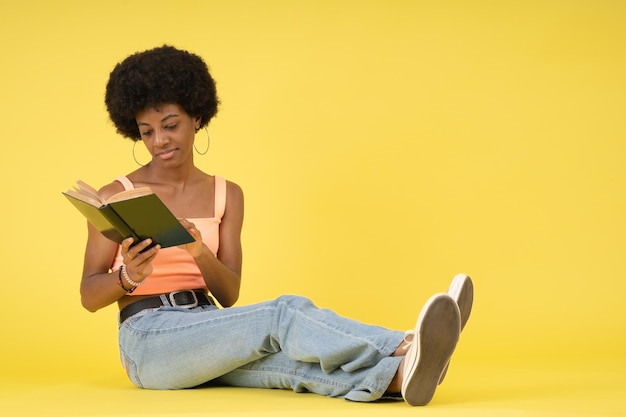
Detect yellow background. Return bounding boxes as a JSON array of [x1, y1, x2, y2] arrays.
[[1, 0, 625, 415]]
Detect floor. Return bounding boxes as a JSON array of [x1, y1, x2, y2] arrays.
[[2, 357, 624, 417]]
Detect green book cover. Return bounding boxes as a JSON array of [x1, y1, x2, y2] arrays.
[[63, 183, 195, 249]]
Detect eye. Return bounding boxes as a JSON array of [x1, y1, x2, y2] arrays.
[[165, 123, 178, 130], [140, 130, 153, 137]]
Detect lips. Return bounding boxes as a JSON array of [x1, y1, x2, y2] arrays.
[[157, 148, 178, 160]]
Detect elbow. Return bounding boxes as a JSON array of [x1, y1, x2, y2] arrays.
[[214, 273, 241, 308], [215, 290, 239, 308], [80, 292, 100, 313], [215, 287, 240, 308], [81, 300, 99, 313], [220, 295, 239, 308]]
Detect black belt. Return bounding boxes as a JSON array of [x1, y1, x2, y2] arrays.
[[119, 290, 215, 324]]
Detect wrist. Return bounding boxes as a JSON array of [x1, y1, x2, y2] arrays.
[[117, 268, 136, 293], [191, 243, 208, 260], [120, 265, 144, 291]]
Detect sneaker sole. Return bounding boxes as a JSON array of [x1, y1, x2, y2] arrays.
[[438, 274, 474, 385], [448, 273, 474, 331], [401, 294, 461, 406]]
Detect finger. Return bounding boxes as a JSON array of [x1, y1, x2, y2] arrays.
[[121, 238, 134, 262], [133, 244, 160, 268], [179, 218, 197, 230], [187, 226, 201, 239], [125, 238, 153, 260], [121, 237, 134, 252]]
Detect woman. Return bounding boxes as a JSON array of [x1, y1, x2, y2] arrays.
[[80, 45, 473, 406]]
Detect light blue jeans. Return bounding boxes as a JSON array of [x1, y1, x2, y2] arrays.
[[118, 295, 405, 402]]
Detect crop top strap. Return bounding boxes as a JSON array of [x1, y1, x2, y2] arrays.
[[214, 176, 226, 220], [115, 176, 134, 191]]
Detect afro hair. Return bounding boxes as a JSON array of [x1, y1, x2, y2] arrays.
[[105, 45, 219, 141]]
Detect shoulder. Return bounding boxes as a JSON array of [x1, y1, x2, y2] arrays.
[[212, 174, 243, 199], [97, 179, 126, 200], [224, 178, 243, 199], [97, 169, 143, 199], [224, 179, 244, 207]]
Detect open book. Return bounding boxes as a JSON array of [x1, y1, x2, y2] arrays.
[[63, 180, 195, 249]]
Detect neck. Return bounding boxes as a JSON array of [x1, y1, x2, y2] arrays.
[[143, 159, 200, 188]]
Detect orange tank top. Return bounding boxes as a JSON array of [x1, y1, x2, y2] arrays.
[[110, 176, 225, 295]]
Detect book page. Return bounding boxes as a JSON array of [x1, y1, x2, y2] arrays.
[[74, 180, 105, 205], [63, 189, 103, 207], [105, 187, 154, 203], [67, 180, 154, 205]]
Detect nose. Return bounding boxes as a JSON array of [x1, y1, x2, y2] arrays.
[[153, 128, 169, 146]]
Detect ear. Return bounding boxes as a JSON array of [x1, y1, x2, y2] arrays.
[[194, 116, 202, 131]]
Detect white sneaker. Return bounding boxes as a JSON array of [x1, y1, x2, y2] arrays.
[[438, 274, 474, 384], [448, 274, 474, 331], [401, 293, 461, 406]]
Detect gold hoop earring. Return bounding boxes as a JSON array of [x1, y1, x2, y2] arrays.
[[194, 128, 210, 155], [132, 140, 149, 167]]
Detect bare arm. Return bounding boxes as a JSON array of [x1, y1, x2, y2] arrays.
[[79, 181, 159, 312], [80, 225, 159, 312], [79, 221, 125, 312]]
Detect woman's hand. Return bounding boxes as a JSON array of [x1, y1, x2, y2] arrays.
[[121, 237, 160, 284], [177, 219, 204, 258]]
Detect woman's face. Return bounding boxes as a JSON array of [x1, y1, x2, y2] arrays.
[[135, 103, 201, 166]]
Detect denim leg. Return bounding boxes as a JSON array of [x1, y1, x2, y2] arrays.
[[215, 350, 404, 402], [119, 294, 404, 399]]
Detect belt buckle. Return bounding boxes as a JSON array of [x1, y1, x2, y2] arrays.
[[168, 290, 198, 308]]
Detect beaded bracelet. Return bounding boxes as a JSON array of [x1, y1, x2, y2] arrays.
[[117, 268, 135, 293], [121, 265, 143, 288]]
